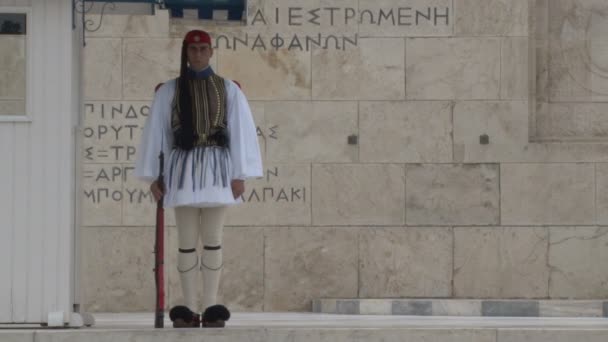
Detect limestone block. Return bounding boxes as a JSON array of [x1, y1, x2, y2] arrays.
[[359, 227, 452, 298], [501, 163, 595, 225], [406, 38, 500, 100], [266, 329, 496, 342], [225, 164, 311, 226], [122, 165, 176, 227], [482, 300, 539, 316], [264, 101, 358, 163], [81, 227, 159, 312], [359, 101, 452, 163], [264, 227, 358, 311], [597, 164, 608, 225], [81, 164, 123, 226], [123, 38, 218, 100], [82, 101, 150, 164], [535, 103, 608, 140], [248, 101, 268, 163], [534, 0, 549, 40], [432, 300, 482, 316], [83, 38, 122, 100], [454, 227, 550, 298], [358, 0, 452, 37], [454, 0, 529, 36], [405, 164, 499, 225], [539, 300, 603, 317], [535, 39, 549, 103], [312, 164, 405, 225], [359, 299, 392, 315], [0, 100, 24, 116], [499, 330, 608, 342], [549, 227, 608, 299], [0, 332, 33, 342], [219, 227, 264, 311], [245, 0, 359, 37], [0, 36, 25, 101], [547, 1, 608, 102], [217, 49, 311, 101], [86, 10, 169, 38], [453, 101, 529, 163], [312, 38, 405, 100], [501, 37, 529, 100]]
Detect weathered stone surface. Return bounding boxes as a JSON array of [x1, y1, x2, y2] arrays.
[[539, 300, 604, 317], [312, 38, 405, 100], [432, 300, 482, 316], [482, 300, 539, 317], [499, 330, 608, 342], [501, 37, 529, 100], [123, 38, 215, 100], [547, 1, 608, 102], [535, 103, 608, 140], [81, 164, 123, 226], [359, 0, 452, 37], [359, 299, 393, 315], [83, 39, 122, 100], [81, 227, 160, 312], [218, 227, 265, 311], [406, 38, 501, 100], [359, 227, 452, 298], [264, 101, 358, 163], [454, 0, 528, 36], [501, 163, 595, 225], [225, 164, 311, 226], [392, 300, 433, 316], [82, 101, 149, 164], [86, 10, 169, 38], [264, 227, 358, 311], [405, 164, 499, 225], [359, 101, 452, 163], [454, 227, 550, 298], [245, 0, 359, 37], [122, 166, 176, 227], [312, 164, 405, 225], [453, 101, 529, 163], [266, 329, 496, 342], [218, 49, 311, 100], [549, 227, 608, 299], [597, 164, 608, 225]]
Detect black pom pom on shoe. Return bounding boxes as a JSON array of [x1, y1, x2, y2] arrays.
[[201, 304, 231, 328], [169, 305, 201, 328]]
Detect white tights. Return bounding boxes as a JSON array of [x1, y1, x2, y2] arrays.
[[174, 206, 227, 312]]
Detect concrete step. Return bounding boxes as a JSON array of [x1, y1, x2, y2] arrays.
[[1, 313, 608, 342], [312, 299, 608, 317]]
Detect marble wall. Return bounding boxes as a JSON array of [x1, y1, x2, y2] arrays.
[[79, 0, 608, 312]]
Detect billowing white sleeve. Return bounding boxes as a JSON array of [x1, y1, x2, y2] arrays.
[[226, 80, 263, 180], [134, 82, 174, 182]]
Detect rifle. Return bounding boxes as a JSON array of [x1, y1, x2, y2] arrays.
[[154, 150, 165, 328]]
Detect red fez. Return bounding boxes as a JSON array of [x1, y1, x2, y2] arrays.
[[184, 30, 212, 45]]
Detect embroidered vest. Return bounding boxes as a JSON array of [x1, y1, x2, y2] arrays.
[[171, 74, 228, 149]]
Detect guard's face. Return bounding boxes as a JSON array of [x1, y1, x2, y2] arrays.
[[187, 42, 213, 71]]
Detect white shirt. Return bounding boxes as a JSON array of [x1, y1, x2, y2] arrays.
[[135, 78, 263, 208]]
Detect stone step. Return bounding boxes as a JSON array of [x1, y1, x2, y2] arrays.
[[2, 312, 608, 342], [312, 299, 608, 317]]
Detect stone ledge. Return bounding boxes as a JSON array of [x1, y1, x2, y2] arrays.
[[312, 299, 608, 317]]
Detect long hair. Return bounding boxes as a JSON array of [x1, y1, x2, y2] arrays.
[[177, 42, 196, 150]]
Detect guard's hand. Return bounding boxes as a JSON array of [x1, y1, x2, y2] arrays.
[[231, 179, 245, 199], [150, 180, 165, 202]]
